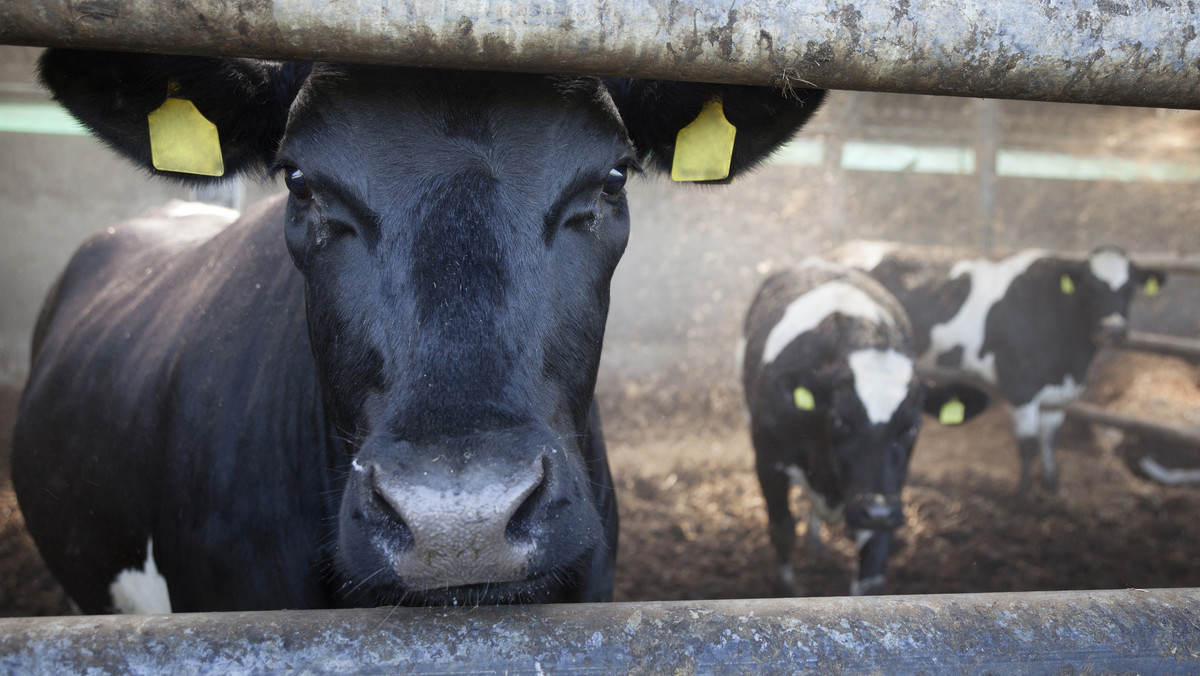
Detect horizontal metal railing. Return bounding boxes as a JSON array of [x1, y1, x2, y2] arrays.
[[1, 0, 1198, 109], [1, 589, 1197, 674]]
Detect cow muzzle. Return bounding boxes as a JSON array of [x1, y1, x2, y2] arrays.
[[1095, 313, 1129, 346], [343, 429, 590, 596], [363, 455, 544, 591], [846, 493, 904, 530]]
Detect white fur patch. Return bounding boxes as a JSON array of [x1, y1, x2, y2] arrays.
[[835, 241, 897, 272], [854, 529, 874, 551], [1011, 375, 1084, 439], [164, 201, 241, 220], [849, 349, 915, 424], [109, 538, 172, 614], [1089, 249, 1130, 291], [784, 464, 844, 524], [923, 249, 1047, 383], [763, 281, 895, 365]]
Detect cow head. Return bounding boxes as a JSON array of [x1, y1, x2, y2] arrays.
[[780, 356, 986, 532], [1057, 246, 1165, 347], [40, 50, 824, 606]]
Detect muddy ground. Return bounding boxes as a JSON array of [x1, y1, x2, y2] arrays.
[[2, 349, 1199, 616]]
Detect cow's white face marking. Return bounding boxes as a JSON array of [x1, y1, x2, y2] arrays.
[[924, 249, 1047, 382], [109, 538, 172, 614], [848, 348, 914, 425], [834, 241, 897, 272], [1089, 249, 1130, 292], [763, 281, 895, 365]]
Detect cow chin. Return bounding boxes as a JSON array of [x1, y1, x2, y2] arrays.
[[336, 546, 596, 608]]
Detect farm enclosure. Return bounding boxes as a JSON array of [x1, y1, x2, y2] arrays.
[[2, 43, 1200, 614]]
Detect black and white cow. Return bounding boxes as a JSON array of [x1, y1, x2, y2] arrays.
[[741, 259, 986, 596], [829, 240, 1165, 490], [13, 49, 825, 613]]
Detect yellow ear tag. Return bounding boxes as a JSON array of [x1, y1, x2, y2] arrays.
[[671, 99, 737, 182], [1060, 273, 1075, 295], [147, 82, 224, 177], [1144, 276, 1160, 296], [939, 397, 965, 425], [793, 386, 815, 411]]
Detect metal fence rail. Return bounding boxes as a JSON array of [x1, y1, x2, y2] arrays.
[[1, 589, 1197, 674], [2, 0, 1199, 109]]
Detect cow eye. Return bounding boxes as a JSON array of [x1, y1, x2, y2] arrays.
[[601, 166, 628, 198], [283, 167, 313, 202]]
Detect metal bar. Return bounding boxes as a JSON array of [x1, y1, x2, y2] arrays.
[[1122, 330, 1200, 362], [2, 1, 1199, 109], [1, 590, 1198, 674], [1133, 254, 1200, 276], [1066, 400, 1200, 448]]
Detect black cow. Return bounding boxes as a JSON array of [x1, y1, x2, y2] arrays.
[[13, 49, 825, 613], [741, 259, 986, 596], [829, 240, 1164, 490]]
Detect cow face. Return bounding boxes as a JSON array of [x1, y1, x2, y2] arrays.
[[1059, 247, 1166, 347], [278, 68, 633, 604], [789, 350, 922, 531], [40, 51, 825, 606]]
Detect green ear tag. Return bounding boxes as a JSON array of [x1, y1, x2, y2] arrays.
[[793, 386, 815, 411], [671, 99, 737, 182], [939, 397, 965, 425], [1060, 273, 1075, 295], [147, 84, 224, 177], [1144, 276, 1160, 296]]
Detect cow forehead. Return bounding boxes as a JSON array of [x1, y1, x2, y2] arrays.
[[762, 281, 895, 365], [847, 348, 915, 425], [288, 67, 625, 151], [1088, 249, 1130, 291]]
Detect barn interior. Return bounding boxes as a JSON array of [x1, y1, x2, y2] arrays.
[[3, 41, 1199, 616]]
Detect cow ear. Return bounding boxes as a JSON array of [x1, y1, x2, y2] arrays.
[[605, 79, 825, 183], [922, 382, 990, 425], [1134, 268, 1166, 296], [38, 49, 310, 183]]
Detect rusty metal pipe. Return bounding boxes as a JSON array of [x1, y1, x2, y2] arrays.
[[2, 0, 1199, 109], [1, 589, 1198, 673]]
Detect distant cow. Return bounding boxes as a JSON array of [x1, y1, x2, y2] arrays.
[[13, 49, 825, 613], [829, 240, 1164, 489], [741, 259, 986, 596]]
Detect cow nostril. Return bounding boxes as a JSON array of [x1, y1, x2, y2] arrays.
[[367, 467, 414, 543], [505, 454, 552, 542]]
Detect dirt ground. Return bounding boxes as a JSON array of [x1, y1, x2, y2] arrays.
[[602, 350, 1200, 602], [2, 350, 1198, 616]]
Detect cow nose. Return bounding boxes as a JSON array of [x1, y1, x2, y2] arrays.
[[1097, 313, 1128, 345], [366, 455, 548, 591], [847, 493, 904, 529]]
